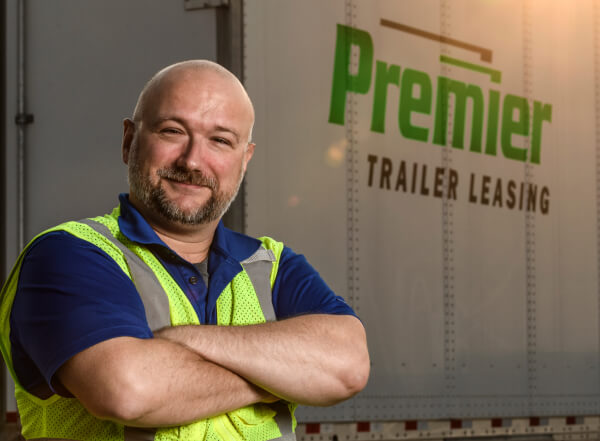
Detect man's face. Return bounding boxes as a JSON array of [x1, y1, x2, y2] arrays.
[[123, 70, 255, 226]]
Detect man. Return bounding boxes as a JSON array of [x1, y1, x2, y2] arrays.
[[0, 60, 369, 440]]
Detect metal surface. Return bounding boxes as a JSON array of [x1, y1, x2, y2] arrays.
[[296, 417, 598, 441], [595, 0, 600, 426], [344, 0, 360, 421], [522, 0, 537, 414], [184, 0, 228, 10], [16, 0, 25, 251], [244, 0, 600, 422], [440, 0, 457, 416], [218, 0, 247, 233]]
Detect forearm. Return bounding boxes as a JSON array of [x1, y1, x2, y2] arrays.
[[57, 336, 275, 427], [122, 338, 274, 426], [157, 314, 370, 406]]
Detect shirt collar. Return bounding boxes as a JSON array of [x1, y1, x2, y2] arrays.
[[118, 193, 165, 246], [117, 193, 261, 263], [211, 217, 262, 263]]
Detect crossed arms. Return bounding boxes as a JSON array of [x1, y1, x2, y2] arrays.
[[56, 314, 370, 427]]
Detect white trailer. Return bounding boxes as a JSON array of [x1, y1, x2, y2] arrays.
[[3, 1, 600, 440], [244, 1, 600, 440]]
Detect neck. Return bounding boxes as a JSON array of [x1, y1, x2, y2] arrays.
[[130, 196, 219, 263], [154, 225, 216, 263]]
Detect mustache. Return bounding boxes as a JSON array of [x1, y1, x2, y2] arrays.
[[157, 167, 217, 191]]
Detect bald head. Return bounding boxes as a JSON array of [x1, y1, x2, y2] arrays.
[[122, 60, 257, 229], [132, 60, 254, 141]]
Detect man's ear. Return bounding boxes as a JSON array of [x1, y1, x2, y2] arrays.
[[243, 143, 256, 172], [122, 119, 135, 164]]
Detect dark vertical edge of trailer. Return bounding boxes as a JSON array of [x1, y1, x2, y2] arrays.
[[218, 0, 246, 234]]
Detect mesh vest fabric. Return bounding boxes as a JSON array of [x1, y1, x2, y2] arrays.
[[0, 207, 297, 441]]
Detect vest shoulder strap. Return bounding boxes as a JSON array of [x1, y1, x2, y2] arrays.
[[78, 218, 171, 331], [241, 247, 277, 322]]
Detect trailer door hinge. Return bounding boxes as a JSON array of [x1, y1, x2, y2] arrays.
[[15, 113, 34, 125], [184, 0, 228, 10]]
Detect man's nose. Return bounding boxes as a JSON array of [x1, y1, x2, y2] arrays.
[[176, 135, 206, 171]]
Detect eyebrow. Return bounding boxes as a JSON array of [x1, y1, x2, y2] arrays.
[[214, 125, 240, 143], [152, 116, 186, 127]]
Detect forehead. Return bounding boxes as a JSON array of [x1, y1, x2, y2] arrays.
[[144, 69, 254, 132]]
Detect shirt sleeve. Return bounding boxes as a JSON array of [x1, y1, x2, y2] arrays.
[[10, 231, 153, 393], [272, 246, 357, 319]]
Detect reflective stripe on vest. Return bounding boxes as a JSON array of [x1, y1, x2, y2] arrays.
[[79, 218, 295, 441], [78, 218, 171, 330], [240, 247, 277, 323]]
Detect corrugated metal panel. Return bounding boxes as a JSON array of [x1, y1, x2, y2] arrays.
[[244, 0, 600, 422]]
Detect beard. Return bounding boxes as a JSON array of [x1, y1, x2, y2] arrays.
[[128, 145, 244, 225]]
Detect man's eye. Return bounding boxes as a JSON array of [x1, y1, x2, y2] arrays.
[[213, 137, 232, 146], [160, 128, 182, 135]]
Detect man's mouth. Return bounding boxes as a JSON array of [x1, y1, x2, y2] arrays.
[[158, 168, 217, 191], [166, 178, 211, 191]]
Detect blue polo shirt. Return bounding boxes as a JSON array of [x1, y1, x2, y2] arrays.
[[10, 194, 355, 393]]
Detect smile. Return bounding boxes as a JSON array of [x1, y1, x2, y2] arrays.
[[165, 179, 211, 191]]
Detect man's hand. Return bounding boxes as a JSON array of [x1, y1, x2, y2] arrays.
[[155, 314, 370, 406]]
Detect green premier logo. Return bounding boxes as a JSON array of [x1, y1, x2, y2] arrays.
[[328, 22, 552, 214]]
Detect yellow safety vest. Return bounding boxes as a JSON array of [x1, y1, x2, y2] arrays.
[[0, 206, 297, 441]]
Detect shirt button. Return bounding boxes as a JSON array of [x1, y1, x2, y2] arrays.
[[189, 276, 199, 285]]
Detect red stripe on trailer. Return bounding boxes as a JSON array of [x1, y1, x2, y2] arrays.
[[450, 419, 462, 429], [6, 412, 17, 423], [530, 417, 540, 426], [405, 421, 418, 431], [357, 422, 371, 432], [491, 418, 502, 428], [305, 423, 320, 434]]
